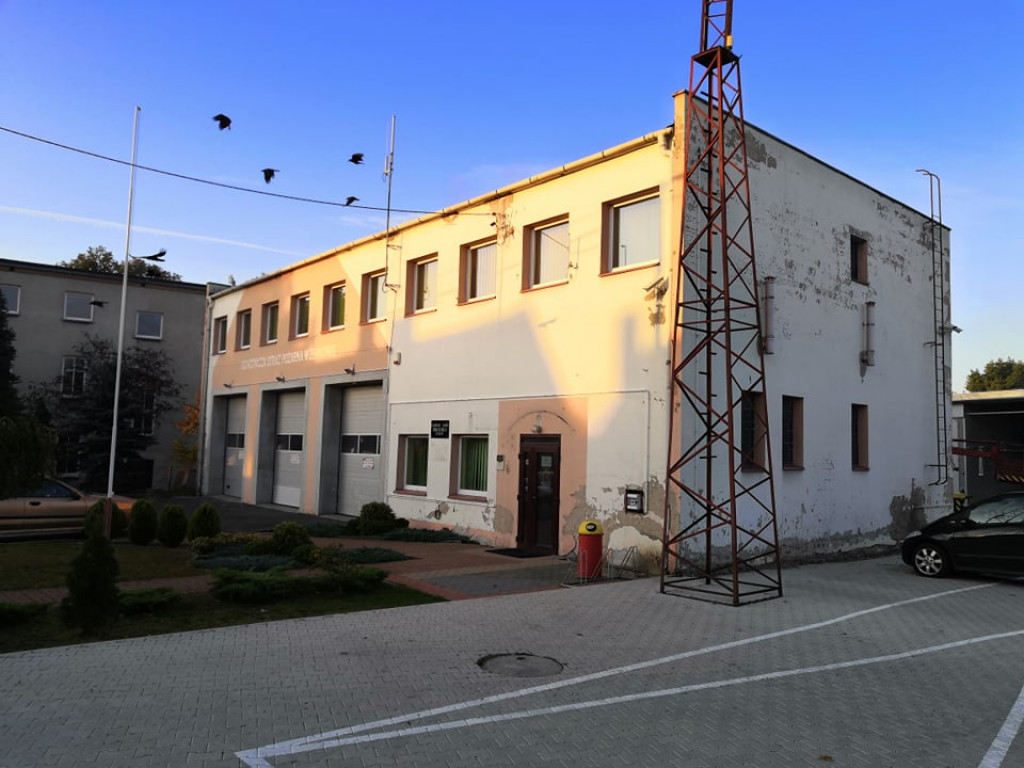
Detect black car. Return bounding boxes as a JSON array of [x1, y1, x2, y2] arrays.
[[901, 492, 1024, 578]]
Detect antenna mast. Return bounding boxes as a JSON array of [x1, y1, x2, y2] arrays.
[[382, 115, 398, 288]]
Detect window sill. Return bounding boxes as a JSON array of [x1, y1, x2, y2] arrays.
[[449, 493, 487, 503], [407, 307, 438, 317], [782, 465, 804, 471], [457, 295, 496, 306], [361, 317, 387, 326], [601, 261, 659, 277], [394, 488, 427, 497], [740, 464, 767, 473], [852, 466, 870, 472], [522, 279, 569, 293]]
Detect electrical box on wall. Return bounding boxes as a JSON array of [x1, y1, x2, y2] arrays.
[[624, 486, 644, 514]]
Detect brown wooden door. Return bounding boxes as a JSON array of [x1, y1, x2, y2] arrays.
[[517, 436, 561, 554]]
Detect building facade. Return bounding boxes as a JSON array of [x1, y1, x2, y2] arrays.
[[0, 259, 209, 491], [201, 90, 953, 569]]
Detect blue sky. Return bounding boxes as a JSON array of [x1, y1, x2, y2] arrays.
[[1, 1, 1022, 391]]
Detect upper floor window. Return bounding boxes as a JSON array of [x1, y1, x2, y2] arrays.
[[852, 403, 869, 470], [126, 389, 155, 435], [605, 192, 659, 272], [61, 356, 87, 397], [325, 283, 346, 330], [262, 301, 279, 344], [63, 291, 94, 322], [291, 293, 310, 338], [236, 309, 252, 349], [212, 316, 227, 354], [135, 311, 163, 340], [461, 239, 496, 302], [0, 284, 20, 315], [363, 271, 386, 322], [850, 234, 868, 284], [407, 255, 438, 314], [525, 217, 569, 289]]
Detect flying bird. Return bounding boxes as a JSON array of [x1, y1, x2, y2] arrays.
[[213, 113, 232, 130], [348, 153, 364, 165], [89, 300, 107, 307], [345, 196, 358, 206], [261, 168, 279, 184]]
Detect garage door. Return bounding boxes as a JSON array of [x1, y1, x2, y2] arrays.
[[273, 391, 305, 507], [339, 385, 383, 517], [223, 396, 246, 497]]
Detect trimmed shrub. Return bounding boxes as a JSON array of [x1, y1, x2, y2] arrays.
[[334, 546, 411, 565], [127, 499, 158, 545], [187, 503, 221, 541], [60, 532, 120, 636], [85, 500, 128, 539], [188, 532, 257, 555], [85, 501, 104, 537], [302, 521, 351, 538], [194, 553, 294, 572], [291, 543, 320, 565], [382, 527, 476, 543], [211, 564, 386, 604], [269, 521, 313, 555], [119, 587, 182, 616], [0, 601, 48, 628], [156, 505, 188, 547], [357, 502, 397, 535]]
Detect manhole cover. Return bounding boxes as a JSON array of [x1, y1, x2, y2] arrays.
[[478, 653, 564, 677]]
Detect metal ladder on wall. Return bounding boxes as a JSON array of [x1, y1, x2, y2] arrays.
[[920, 170, 948, 485]]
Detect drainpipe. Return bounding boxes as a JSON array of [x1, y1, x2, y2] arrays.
[[762, 276, 775, 355], [196, 286, 215, 495], [860, 301, 876, 374]]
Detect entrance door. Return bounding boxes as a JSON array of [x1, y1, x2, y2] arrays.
[[273, 391, 305, 507], [517, 436, 561, 554], [223, 396, 246, 497]]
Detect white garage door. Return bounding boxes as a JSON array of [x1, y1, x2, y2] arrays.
[[273, 391, 305, 507], [223, 396, 247, 497], [339, 386, 383, 517]]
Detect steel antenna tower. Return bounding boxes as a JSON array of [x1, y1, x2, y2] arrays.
[[661, 0, 782, 605]]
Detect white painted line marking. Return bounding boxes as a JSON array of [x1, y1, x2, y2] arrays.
[[236, 582, 996, 765], [241, 628, 1024, 764], [979, 680, 1024, 768]]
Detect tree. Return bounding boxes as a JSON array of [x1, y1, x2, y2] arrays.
[[965, 358, 1024, 392], [0, 290, 19, 417], [57, 245, 182, 282], [34, 335, 182, 491]]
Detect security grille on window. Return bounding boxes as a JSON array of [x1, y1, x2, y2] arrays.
[[457, 436, 488, 494], [463, 241, 496, 301], [236, 310, 251, 349], [401, 435, 428, 490], [327, 284, 346, 330], [0, 284, 20, 315], [263, 302, 279, 344], [528, 219, 569, 288], [61, 356, 87, 397], [607, 194, 659, 271], [365, 272, 386, 321], [212, 316, 227, 354], [64, 292, 94, 322], [292, 294, 310, 337], [136, 311, 163, 340]]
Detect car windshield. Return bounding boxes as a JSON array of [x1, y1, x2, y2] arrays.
[[967, 496, 1024, 526]]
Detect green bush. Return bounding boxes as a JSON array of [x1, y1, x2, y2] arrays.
[[0, 601, 48, 628], [118, 587, 182, 616], [302, 521, 352, 538], [85, 500, 128, 539], [188, 532, 257, 555], [211, 564, 386, 604], [194, 553, 294, 572], [243, 538, 277, 556], [127, 499, 158, 546], [269, 521, 313, 555], [156, 505, 188, 547], [357, 502, 398, 535], [333, 547, 411, 564], [60, 532, 120, 636], [382, 527, 476, 543], [187, 503, 221, 541]]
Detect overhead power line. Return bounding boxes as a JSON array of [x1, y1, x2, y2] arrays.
[[0, 124, 491, 217]]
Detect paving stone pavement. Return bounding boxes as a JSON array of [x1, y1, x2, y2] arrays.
[[2, 556, 1023, 768]]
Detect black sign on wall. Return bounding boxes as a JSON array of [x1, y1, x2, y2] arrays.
[[430, 420, 450, 439]]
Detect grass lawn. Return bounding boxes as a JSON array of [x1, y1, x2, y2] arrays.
[[0, 540, 203, 590]]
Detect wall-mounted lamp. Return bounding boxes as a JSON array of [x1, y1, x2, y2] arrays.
[[344, 365, 356, 375], [942, 324, 963, 334], [531, 414, 543, 434], [275, 375, 286, 383], [223, 382, 234, 389], [642, 276, 668, 296]]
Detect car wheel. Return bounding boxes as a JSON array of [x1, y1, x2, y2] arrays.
[[912, 543, 950, 578]]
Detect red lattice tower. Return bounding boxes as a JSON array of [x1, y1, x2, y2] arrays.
[[660, 0, 782, 605]]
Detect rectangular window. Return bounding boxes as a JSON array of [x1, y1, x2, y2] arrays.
[[292, 293, 310, 337], [236, 309, 252, 349], [740, 390, 768, 470], [407, 256, 438, 314], [605, 193, 660, 271], [399, 435, 428, 491], [525, 218, 569, 289], [341, 434, 381, 454], [850, 234, 868, 284], [325, 283, 346, 330], [212, 316, 227, 354], [455, 436, 488, 495], [852, 403, 869, 470], [781, 396, 804, 470], [0, 284, 20, 315], [61, 356, 87, 397], [275, 433, 304, 451], [63, 291, 94, 322], [135, 311, 163, 340], [461, 240, 497, 302], [262, 302, 279, 344], [127, 389, 155, 435], [364, 271, 386, 322]]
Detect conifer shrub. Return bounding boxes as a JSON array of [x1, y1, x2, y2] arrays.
[[85, 500, 128, 539], [187, 502, 221, 541], [268, 521, 313, 555], [60, 531, 120, 636], [118, 587, 182, 615], [0, 601, 48, 628], [156, 504, 188, 547], [357, 501, 398, 535], [128, 499, 158, 545]]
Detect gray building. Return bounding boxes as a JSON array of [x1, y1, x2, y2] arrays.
[[0, 258, 209, 492]]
